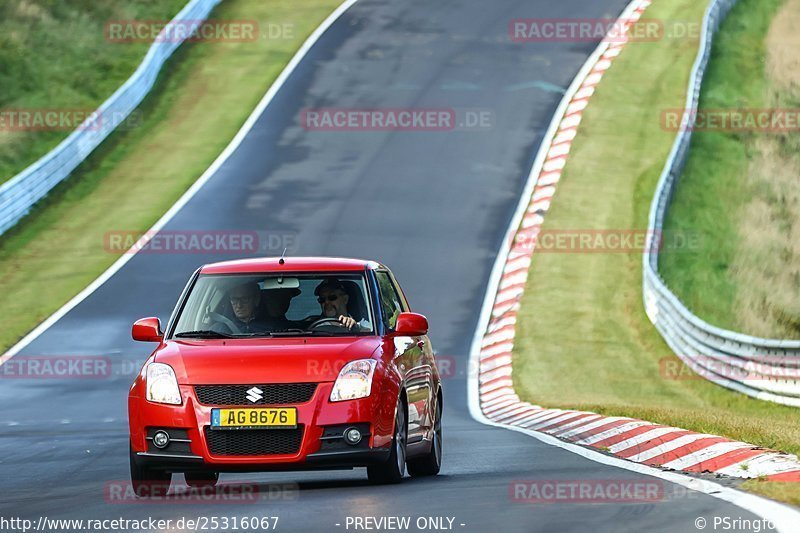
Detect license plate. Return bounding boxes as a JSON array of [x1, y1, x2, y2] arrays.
[[211, 408, 297, 429]]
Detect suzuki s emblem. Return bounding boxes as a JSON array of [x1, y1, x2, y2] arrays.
[[246, 386, 263, 403]]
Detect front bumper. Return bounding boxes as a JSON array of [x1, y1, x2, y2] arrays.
[[134, 448, 391, 473], [129, 381, 395, 472]]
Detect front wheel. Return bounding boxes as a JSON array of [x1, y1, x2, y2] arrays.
[[407, 397, 442, 477], [367, 401, 406, 484], [129, 443, 172, 498]]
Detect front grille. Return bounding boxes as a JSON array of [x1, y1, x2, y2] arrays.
[[205, 427, 303, 456], [194, 383, 317, 406]]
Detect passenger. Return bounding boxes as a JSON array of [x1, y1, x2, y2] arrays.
[[263, 287, 301, 322], [213, 282, 271, 334]]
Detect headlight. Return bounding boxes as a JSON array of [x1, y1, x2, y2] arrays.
[[146, 363, 182, 405], [330, 359, 377, 402]]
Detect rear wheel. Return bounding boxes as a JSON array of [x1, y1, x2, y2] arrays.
[[407, 397, 442, 477], [367, 401, 406, 484], [129, 443, 171, 498], [184, 471, 219, 488]]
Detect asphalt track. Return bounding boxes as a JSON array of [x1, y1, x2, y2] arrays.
[[0, 0, 764, 531]]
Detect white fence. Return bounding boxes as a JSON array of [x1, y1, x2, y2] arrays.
[[643, 0, 800, 406], [0, 0, 221, 236]]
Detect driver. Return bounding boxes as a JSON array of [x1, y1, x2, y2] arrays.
[[310, 279, 369, 332], [212, 282, 272, 334]]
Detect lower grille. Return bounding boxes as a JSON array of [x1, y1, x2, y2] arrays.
[[205, 427, 303, 456]]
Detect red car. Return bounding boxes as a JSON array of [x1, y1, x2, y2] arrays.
[[128, 257, 442, 495]]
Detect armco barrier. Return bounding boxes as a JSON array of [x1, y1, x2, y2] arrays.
[[643, 0, 800, 406], [0, 0, 221, 236]]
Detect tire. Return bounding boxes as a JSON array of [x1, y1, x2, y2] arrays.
[[129, 443, 172, 498], [407, 397, 442, 477], [367, 400, 407, 484], [184, 471, 219, 488]]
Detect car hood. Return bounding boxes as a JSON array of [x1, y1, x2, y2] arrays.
[[154, 337, 383, 384]]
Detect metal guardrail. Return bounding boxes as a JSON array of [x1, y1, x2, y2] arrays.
[[643, 0, 800, 406], [0, 0, 221, 236]]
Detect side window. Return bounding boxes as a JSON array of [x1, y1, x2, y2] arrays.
[[375, 272, 403, 330]]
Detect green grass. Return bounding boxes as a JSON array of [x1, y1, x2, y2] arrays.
[[0, 0, 188, 184], [511, 0, 800, 505], [742, 478, 800, 506], [0, 0, 342, 352], [658, 0, 800, 338]]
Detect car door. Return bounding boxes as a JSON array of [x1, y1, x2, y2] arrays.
[[375, 270, 432, 443]]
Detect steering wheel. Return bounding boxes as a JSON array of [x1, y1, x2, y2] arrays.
[[208, 312, 242, 334], [308, 317, 346, 330]]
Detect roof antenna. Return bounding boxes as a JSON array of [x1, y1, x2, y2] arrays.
[[278, 248, 287, 265]]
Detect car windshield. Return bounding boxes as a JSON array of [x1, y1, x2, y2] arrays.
[[171, 273, 375, 338]]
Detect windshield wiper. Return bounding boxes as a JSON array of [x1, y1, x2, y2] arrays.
[[266, 328, 307, 337], [175, 330, 234, 339], [269, 329, 335, 337]]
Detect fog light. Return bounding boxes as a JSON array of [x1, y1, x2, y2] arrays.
[[344, 427, 362, 445], [153, 430, 170, 449]]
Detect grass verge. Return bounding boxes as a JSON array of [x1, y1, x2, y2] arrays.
[[658, 0, 800, 338], [742, 478, 800, 507], [0, 0, 187, 184], [511, 0, 800, 504], [0, 0, 342, 352]]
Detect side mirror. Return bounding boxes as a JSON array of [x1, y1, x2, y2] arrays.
[[132, 317, 163, 342], [394, 312, 428, 336]]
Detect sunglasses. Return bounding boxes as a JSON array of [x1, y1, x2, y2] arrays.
[[317, 294, 340, 303], [229, 296, 253, 305]]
